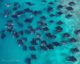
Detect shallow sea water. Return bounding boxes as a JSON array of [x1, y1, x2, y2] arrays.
[[0, 0, 80, 64]]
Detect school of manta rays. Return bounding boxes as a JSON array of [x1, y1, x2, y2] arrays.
[[0, 0, 80, 64]]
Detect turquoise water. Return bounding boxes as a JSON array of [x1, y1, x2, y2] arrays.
[[0, 0, 80, 64]]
